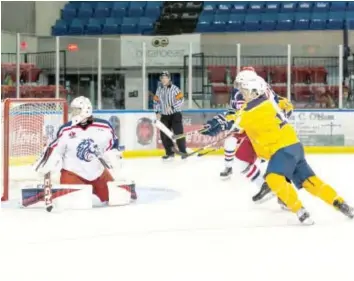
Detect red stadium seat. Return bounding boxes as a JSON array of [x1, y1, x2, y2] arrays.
[[272, 85, 287, 97], [212, 85, 231, 106], [208, 66, 227, 83], [309, 66, 327, 83], [269, 65, 287, 83], [292, 66, 311, 83]]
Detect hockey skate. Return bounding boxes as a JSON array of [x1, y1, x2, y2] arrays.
[[252, 182, 275, 203], [297, 208, 314, 225], [162, 154, 174, 161], [333, 200, 354, 219], [220, 167, 232, 179]]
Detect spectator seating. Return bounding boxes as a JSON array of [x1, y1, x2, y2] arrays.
[[196, 1, 354, 32], [1, 63, 68, 100], [52, 1, 162, 35], [1, 85, 68, 99], [1, 63, 42, 83], [207, 64, 334, 107]]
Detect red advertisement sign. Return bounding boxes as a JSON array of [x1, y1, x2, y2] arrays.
[[156, 124, 228, 149]]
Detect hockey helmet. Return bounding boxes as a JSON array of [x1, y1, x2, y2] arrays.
[[239, 78, 264, 102], [234, 69, 258, 89]]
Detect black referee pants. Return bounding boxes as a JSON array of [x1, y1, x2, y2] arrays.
[[160, 112, 186, 155]]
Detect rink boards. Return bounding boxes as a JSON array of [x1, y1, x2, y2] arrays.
[[93, 109, 354, 158], [8, 109, 354, 167]]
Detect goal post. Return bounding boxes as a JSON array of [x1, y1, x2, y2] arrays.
[[1, 98, 68, 201]]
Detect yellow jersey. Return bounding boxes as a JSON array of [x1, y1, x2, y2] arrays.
[[230, 95, 299, 160]]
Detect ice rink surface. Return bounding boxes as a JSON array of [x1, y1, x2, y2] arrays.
[[1, 154, 354, 281]]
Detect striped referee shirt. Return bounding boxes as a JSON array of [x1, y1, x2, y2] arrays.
[[153, 83, 184, 115]]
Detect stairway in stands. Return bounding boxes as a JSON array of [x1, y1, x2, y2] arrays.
[[154, 2, 203, 35]]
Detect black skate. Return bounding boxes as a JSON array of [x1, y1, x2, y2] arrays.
[[252, 182, 275, 204], [220, 167, 232, 179], [297, 208, 314, 225], [333, 200, 354, 219], [162, 154, 174, 161]]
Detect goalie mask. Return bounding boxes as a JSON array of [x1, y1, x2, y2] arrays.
[[234, 69, 258, 89], [239, 79, 264, 102], [70, 96, 93, 125]]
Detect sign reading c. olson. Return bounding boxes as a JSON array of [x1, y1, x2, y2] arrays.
[[120, 34, 201, 67]]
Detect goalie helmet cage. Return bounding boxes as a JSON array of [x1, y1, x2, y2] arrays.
[[1, 98, 68, 201]]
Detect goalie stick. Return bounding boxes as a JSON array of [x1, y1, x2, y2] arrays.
[[43, 172, 53, 212]]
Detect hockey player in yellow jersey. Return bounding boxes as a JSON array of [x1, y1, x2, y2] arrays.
[[202, 79, 353, 225]]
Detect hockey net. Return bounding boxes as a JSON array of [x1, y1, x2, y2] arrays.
[[1, 98, 68, 201]]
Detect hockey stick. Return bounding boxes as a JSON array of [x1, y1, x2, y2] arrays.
[[153, 119, 187, 156], [172, 128, 208, 140], [43, 172, 53, 212]]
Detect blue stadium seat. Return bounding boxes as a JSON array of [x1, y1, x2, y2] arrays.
[[68, 19, 85, 35], [196, 14, 213, 32], [128, 1, 146, 17], [212, 14, 229, 32], [297, 2, 313, 12], [294, 13, 311, 30], [346, 11, 354, 29], [280, 2, 297, 13], [102, 18, 120, 34], [231, 2, 248, 14], [265, 2, 280, 13], [248, 1, 265, 13], [144, 1, 162, 18], [52, 19, 68, 36], [202, 2, 217, 15], [62, 3, 77, 21], [260, 13, 277, 31], [216, 3, 231, 14], [85, 18, 102, 35], [327, 11, 345, 29], [138, 17, 154, 34], [226, 13, 245, 31], [68, 1, 82, 9], [93, 2, 112, 18], [313, 2, 330, 13], [77, 3, 93, 19], [276, 13, 295, 30], [330, 2, 347, 12], [121, 17, 139, 34], [244, 14, 261, 31], [309, 13, 327, 30], [111, 1, 129, 17], [348, 2, 354, 11]]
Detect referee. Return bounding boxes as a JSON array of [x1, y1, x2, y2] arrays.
[[154, 71, 187, 159]]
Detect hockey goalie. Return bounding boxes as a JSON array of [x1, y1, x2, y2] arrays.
[[34, 96, 137, 208]]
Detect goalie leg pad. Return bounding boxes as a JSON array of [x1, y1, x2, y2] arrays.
[[108, 181, 136, 206]]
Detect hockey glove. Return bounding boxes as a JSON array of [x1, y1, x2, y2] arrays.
[[201, 114, 234, 137]]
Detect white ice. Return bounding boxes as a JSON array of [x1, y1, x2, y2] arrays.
[[1, 155, 354, 281]]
